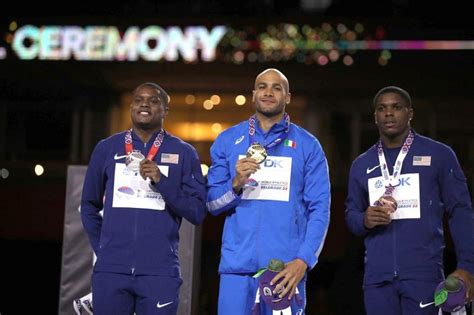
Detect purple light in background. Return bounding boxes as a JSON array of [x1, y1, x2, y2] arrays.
[[337, 40, 474, 50]]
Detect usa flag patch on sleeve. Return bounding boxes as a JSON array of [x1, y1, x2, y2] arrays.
[[413, 156, 431, 166]]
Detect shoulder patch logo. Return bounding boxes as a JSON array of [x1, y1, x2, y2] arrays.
[[235, 135, 245, 145]]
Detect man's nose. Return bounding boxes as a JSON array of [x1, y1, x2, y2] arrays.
[[140, 99, 151, 106], [384, 107, 394, 116], [264, 87, 273, 96]]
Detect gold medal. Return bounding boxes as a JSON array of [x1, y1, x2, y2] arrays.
[[125, 151, 145, 172], [246, 143, 267, 164]]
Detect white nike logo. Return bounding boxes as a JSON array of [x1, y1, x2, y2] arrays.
[[366, 165, 380, 174], [156, 301, 174, 308], [114, 153, 128, 160], [419, 301, 435, 308]]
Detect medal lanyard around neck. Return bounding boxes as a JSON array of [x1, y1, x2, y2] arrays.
[[248, 113, 290, 149], [124, 129, 165, 160], [377, 129, 414, 196]]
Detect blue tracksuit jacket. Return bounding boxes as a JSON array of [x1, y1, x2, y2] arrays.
[[345, 130, 474, 286], [81, 130, 207, 277], [207, 117, 331, 273]]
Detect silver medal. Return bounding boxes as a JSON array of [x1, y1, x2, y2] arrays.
[[125, 151, 145, 172], [246, 143, 267, 164]]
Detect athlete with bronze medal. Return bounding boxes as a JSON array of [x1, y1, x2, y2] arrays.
[[345, 86, 474, 315], [374, 129, 415, 213]]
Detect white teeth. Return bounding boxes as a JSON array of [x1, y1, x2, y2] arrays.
[[139, 112, 150, 115]]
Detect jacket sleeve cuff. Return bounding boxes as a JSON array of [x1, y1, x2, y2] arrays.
[[207, 181, 242, 215], [153, 175, 172, 196], [297, 245, 317, 270]]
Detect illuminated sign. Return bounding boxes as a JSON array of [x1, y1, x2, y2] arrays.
[[2, 22, 474, 65], [11, 25, 227, 62]]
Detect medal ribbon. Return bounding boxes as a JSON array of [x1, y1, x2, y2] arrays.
[[376, 129, 414, 196], [248, 113, 290, 149], [124, 129, 165, 160]]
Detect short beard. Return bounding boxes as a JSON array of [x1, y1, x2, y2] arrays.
[[256, 108, 284, 118]]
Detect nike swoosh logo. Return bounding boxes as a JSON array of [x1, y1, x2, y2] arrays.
[[366, 165, 380, 174], [114, 153, 128, 160], [157, 301, 174, 308], [419, 301, 435, 308]]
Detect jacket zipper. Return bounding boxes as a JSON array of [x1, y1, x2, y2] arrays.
[[131, 209, 138, 275], [130, 140, 144, 275], [393, 222, 398, 279]]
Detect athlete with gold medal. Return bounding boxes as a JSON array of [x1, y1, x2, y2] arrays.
[[207, 69, 331, 315]]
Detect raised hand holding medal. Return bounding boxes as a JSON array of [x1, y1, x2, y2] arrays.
[[232, 113, 291, 193], [140, 159, 161, 184], [237, 143, 267, 191], [232, 157, 260, 193], [365, 130, 415, 228], [124, 129, 164, 184]]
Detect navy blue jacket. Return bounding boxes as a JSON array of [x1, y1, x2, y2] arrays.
[[345, 131, 474, 286], [81, 130, 206, 277]]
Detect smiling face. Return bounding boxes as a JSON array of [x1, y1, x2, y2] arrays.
[[130, 84, 168, 132], [252, 69, 291, 118], [374, 91, 413, 146]]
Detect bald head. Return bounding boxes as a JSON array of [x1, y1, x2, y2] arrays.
[[255, 68, 290, 94]]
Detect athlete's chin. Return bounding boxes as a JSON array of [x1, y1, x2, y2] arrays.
[[257, 109, 284, 118], [380, 125, 401, 134], [133, 115, 151, 123], [133, 120, 160, 130], [381, 128, 406, 140]]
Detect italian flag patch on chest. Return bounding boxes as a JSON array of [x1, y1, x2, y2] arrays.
[[284, 139, 296, 148]]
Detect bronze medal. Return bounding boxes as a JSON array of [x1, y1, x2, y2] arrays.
[[377, 195, 398, 212]]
